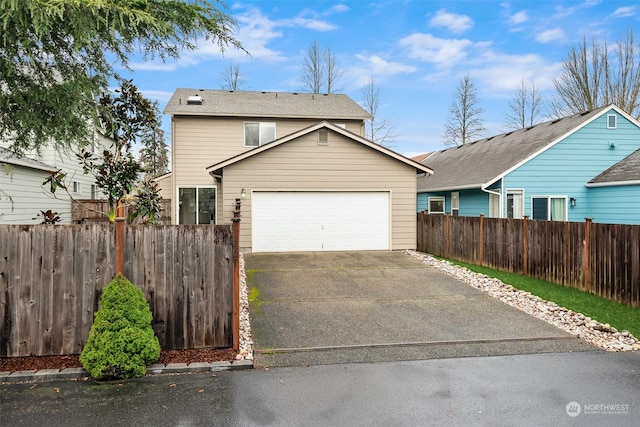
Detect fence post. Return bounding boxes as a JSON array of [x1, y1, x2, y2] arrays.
[[231, 198, 241, 352], [584, 218, 592, 292], [522, 216, 528, 275], [478, 214, 484, 265], [115, 201, 125, 274], [445, 213, 450, 259]]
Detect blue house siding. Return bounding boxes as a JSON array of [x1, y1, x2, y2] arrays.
[[501, 109, 640, 221], [418, 189, 490, 216], [588, 185, 640, 224]]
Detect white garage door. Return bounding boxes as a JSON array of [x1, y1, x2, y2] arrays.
[[252, 191, 390, 252]]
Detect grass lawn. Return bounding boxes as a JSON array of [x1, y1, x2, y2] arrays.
[[447, 259, 640, 339]]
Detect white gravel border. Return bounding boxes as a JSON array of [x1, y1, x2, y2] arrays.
[[237, 253, 254, 361], [406, 250, 640, 352]]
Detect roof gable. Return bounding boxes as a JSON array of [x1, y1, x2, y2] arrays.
[[588, 148, 640, 186], [206, 121, 433, 176], [418, 105, 635, 192], [164, 89, 371, 120]]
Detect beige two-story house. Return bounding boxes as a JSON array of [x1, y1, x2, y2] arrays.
[[161, 89, 433, 252]]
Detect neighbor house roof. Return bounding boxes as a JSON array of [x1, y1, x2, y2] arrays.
[[587, 149, 640, 187], [0, 147, 57, 172], [411, 152, 432, 163], [164, 89, 372, 120], [206, 121, 433, 176], [417, 105, 619, 192]]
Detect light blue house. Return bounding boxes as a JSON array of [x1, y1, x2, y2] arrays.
[[417, 105, 640, 224]]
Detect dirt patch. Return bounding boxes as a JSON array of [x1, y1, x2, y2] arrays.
[[0, 348, 238, 373]]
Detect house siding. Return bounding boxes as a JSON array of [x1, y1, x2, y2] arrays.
[[588, 185, 640, 224], [418, 189, 491, 217], [222, 129, 417, 251], [0, 165, 69, 224], [170, 116, 364, 223], [502, 109, 640, 221]]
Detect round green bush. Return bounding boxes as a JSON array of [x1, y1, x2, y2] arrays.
[[80, 273, 160, 380]]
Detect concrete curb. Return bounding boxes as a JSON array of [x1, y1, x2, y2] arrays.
[[1, 360, 253, 384]]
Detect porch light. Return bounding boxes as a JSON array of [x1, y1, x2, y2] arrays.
[[570, 197, 576, 207], [241, 188, 246, 199]]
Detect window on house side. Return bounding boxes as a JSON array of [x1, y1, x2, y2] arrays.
[[489, 193, 500, 218], [178, 187, 216, 224], [245, 122, 276, 147], [451, 192, 459, 216], [73, 181, 81, 194], [607, 114, 617, 129], [532, 196, 567, 221], [428, 197, 445, 214], [506, 190, 524, 219]]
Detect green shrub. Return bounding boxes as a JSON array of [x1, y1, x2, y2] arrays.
[[80, 273, 160, 380]]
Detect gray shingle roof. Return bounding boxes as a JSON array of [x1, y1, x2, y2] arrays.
[[588, 149, 640, 184], [164, 89, 371, 120], [417, 106, 610, 191]]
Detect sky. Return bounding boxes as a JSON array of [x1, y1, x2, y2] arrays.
[[118, 0, 640, 158]]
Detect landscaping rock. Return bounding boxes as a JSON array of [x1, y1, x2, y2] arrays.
[[406, 250, 640, 353]]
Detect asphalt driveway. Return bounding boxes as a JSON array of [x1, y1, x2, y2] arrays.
[[244, 251, 596, 367]]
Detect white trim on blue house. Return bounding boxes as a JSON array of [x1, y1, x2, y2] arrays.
[[586, 179, 640, 187]]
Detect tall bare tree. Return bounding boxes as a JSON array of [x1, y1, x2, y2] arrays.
[[443, 74, 485, 146], [299, 40, 341, 94], [505, 78, 544, 129], [300, 40, 324, 93], [325, 47, 342, 94], [220, 64, 246, 91], [553, 30, 640, 117], [361, 78, 396, 146]]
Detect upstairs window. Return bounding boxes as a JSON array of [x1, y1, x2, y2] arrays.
[[245, 122, 276, 147], [607, 114, 617, 129]]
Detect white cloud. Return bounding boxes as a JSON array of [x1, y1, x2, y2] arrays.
[[399, 33, 473, 67], [283, 16, 337, 31], [536, 28, 565, 44], [468, 51, 561, 93], [328, 4, 350, 14], [509, 11, 528, 25], [347, 54, 416, 86], [611, 6, 635, 18], [139, 90, 175, 103], [429, 9, 473, 34]]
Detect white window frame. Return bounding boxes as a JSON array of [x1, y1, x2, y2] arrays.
[[177, 186, 217, 225], [607, 114, 617, 129], [506, 189, 524, 219], [72, 181, 81, 194], [244, 122, 276, 147], [451, 192, 459, 216], [531, 195, 567, 221], [428, 196, 445, 215]]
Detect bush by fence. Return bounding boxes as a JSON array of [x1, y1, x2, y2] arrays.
[[0, 224, 233, 357], [72, 199, 172, 224], [417, 212, 640, 308]]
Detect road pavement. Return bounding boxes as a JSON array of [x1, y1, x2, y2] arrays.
[[1, 351, 638, 426]]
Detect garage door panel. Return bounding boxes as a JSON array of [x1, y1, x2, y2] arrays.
[[252, 192, 389, 252]]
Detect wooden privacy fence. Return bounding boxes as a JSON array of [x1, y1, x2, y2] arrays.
[[0, 224, 233, 358], [72, 199, 172, 224], [417, 212, 640, 308]]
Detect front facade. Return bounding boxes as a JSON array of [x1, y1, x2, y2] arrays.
[[417, 105, 640, 224], [165, 89, 432, 252]]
